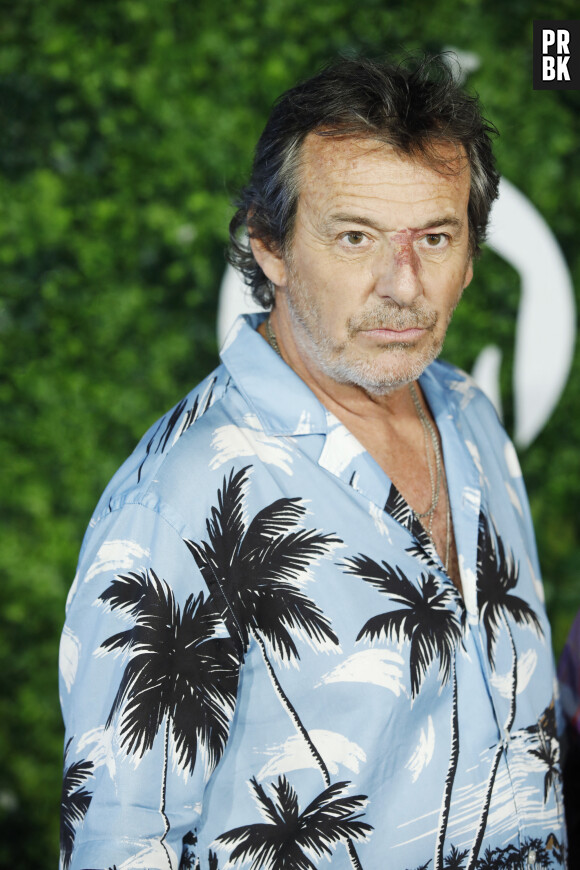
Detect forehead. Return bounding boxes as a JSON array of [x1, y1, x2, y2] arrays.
[[296, 133, 471, 225]]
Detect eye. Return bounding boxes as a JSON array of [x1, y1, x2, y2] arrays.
[[342, 231, 366, 246], [423, 233, 448, 248]]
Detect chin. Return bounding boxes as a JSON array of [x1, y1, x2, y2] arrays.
[[320, 344, 443, 394]]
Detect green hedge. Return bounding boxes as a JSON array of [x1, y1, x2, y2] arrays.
[[1, 1, 578, 865]]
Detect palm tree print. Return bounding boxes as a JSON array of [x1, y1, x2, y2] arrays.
[[183, 467, 372, 868], [60, 738, 94, 870], [406, 834, 564, 870], [184, 467, 341, 780], [342, 555, 462, 870], [466, 512, 544, 870], [476, 513, 544, 726], [546, 833, 566, 866], [98, 569, 240, 862], [137, 376, 217, 481], [522, 837, 552, 867], [179, 830, 198, 870], [527, 723, 563, 820], [471, 834, 564, 869], [503, 837, 553, 868], [444, 844, 468, 869], [179, 850, 197, 870], [385, 485, 417, 530], [523, 706, 564, 848], [214, 775, 372, 870], [473, 847, 497, 869], [179, 840, 219, 870]]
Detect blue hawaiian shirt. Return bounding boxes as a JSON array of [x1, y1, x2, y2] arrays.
[[60, 313, 566, 870]]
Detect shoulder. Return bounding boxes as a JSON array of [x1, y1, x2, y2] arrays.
[[89, 361, 244, 529], [69, 360, 252, 616], [424, 359, 517, 472], [426, 358, 502, 424], [427, 359, 527, 494]]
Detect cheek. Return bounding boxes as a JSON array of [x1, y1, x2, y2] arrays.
[[440, 285, 465, 325], [305, 290, 353, 342], [291, 251, 373, 333], [428, 263, 468, 304]]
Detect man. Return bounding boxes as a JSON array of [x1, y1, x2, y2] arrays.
[[60, 57, 566, 870]]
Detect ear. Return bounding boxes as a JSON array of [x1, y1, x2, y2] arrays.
[[249, 235, 288, 288], [463, 258, 474, 289]]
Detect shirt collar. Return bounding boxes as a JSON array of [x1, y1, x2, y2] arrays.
[[219, 313, 328, 436], [219, 313, 469, 439]]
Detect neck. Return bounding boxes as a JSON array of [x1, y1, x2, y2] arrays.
[[259, 303, 417, 426]]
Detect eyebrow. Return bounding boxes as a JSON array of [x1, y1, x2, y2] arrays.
[[326, 212, 465, 233]]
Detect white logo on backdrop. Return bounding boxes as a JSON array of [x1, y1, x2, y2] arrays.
[[476, 178, 575, 447]]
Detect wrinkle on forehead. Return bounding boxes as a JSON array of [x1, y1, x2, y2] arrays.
[[300, 133, 470, 197], [309, 130, 469, 176], [295, 134, 471, 235]]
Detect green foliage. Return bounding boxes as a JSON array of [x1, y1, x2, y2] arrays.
[[1, 1, 578, 866]]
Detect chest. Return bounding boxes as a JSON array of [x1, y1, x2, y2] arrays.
[[338, 415, 463, 589]]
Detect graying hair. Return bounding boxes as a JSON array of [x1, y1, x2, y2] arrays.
[[228, 55, 499, 307]]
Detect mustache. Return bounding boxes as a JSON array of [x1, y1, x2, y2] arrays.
[[348, 305, 438, 334]]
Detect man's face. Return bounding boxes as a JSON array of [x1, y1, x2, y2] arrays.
[[271, 134, 473, 394]]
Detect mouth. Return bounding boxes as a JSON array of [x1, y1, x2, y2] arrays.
[[359, 327, 427, 343]]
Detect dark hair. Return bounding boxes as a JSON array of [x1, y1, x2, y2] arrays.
[[228, 55, 500, 308]]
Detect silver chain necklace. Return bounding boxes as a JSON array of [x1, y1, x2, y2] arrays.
[[409, 382, 442, 526], [409, 382, 451, 570]]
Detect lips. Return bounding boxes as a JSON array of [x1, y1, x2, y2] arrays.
[[350, 309, 438, 335], [360, 326, 427, 342], [362, 325, 425, 333]]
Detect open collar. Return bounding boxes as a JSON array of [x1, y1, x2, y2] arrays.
[[220, 313, 483, 610], [219, 313, 329, 436]]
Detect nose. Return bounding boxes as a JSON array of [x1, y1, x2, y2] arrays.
[[373, 243, 423, 306]]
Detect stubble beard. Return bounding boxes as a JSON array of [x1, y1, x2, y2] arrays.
[[283, 266, 456, 396]]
